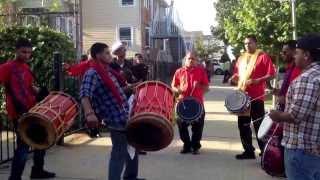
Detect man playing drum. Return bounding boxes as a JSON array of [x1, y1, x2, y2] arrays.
[[80, 43, 145, 180], [171, 51, 209, 155], [272, 40, 301, 111], [0, 39, 55, 180], [269, 34, 320, 180], [229, 35, 276, 159]]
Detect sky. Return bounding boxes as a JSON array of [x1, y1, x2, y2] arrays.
[[166, 0, 217, 35]]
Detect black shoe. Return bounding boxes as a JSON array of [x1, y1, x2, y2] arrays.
[[180, 148, 192, 154], [235, 152, 256, 160], [8, 176, 22, 180], [138, 151, 147, 155], [30, 167, 56, 179], [192, 149, 200, 155]]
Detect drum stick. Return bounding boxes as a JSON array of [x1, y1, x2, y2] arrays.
[[249, 90, 272, 102], [243, 112, 268, 126]]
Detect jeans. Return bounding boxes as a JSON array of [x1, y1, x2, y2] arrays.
[[9, 123, 46, 180], [108, 130, 139, 180], [177, 112, 205, 150], [238, 100, 265, 153], [284, 148, 320, 180]]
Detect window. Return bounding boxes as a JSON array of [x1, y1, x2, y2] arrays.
[[119, 27, 133, 48], [121, 0, 134, 6]]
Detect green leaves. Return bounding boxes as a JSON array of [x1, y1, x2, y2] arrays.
[[0, 25, 76, 88], [214, 0, 320, 56]]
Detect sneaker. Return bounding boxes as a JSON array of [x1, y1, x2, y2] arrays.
[[235, 151, 256, 160], [30, 167, 56, 179], [180, 148, 192, 154]]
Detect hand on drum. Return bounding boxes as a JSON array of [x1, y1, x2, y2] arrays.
[[269, 110, 282, 122], [86, 114, 99, 129]]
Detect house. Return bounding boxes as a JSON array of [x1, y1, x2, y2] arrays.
[[82, 0, 164, 57]]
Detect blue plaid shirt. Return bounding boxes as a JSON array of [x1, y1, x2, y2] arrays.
[[80, 68, 129, 130]]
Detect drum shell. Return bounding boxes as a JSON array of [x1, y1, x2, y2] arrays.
[[261, 136, 285, 177], [18, 91, 79, 150], [127, 81, 174, 151]]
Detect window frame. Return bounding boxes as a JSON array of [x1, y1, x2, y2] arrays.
[[120, 0, 135, 7], [117, 25, 134, 49]]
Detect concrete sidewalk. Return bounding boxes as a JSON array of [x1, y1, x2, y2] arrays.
[[0, 76, 281, 180]]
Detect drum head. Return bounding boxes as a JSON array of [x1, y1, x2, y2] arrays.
[[258, 114, 273, 139], [176, 97, 203, 123], [225, 91, 248, 112]]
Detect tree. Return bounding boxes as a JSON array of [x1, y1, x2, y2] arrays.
[[214, 0, 320, 56], [194, 36, 222, 60]]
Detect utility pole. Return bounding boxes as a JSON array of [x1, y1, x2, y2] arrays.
[[291, 0, 297, 40]]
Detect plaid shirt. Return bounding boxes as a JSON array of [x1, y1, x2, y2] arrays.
[[283, 62, 320, 156], [80, 68, 129, 130]]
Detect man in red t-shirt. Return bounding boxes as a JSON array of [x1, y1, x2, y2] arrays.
[[229, 35, 276, 159], [0, 39, 55, 180], [171, 51, 209, 155], [272, 40, 301, 111]]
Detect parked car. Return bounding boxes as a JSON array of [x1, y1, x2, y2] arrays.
[[212, 61, 224, 75]]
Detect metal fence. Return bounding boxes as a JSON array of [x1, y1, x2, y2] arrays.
[[0, 114, 16, 165]]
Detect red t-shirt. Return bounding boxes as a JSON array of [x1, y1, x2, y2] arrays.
[[172, 65, 209, 103], [0, 60, 36, 119], [288, 64, 301, 84], [234, 53, 276, 100]]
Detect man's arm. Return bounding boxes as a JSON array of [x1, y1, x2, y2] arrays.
[[80, 71, 99, 128]]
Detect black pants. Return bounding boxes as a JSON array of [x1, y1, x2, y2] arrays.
[[177, 113, 205, 150], [9, 122, 46, 180], [238, 100, 265, 153]]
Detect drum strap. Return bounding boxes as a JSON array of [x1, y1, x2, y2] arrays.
[[237, 49, 262, 91]]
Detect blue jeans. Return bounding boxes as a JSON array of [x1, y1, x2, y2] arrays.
[[108, 130, 139, 180], [9, 130, 46, 180], [284, 148, 320, 180]]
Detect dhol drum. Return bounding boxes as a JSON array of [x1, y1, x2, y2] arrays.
[[127, 81, 174, 151], [259, 112, 285, 177], [18, 91, 79, 150], [225, 90, 250, 115], [261, 136, 285, 177], [258, 113, 283, 141], [176, 97, 203, 124]]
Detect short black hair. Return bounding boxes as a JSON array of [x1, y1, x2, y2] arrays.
[[135, 53, 143, 58], [15, 38, 32, 49], [283, 40, 297, 49], [90, 43, 108, 59], [245, 35, 257, 43]]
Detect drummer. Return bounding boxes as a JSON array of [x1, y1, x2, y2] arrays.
[[171, 51, 209, 155], [271, 40, 301, 111], [229, 35, 276, 159], [0, 38, 55, 180], [269, 34, 320, 180], [80, 42, 145, 180]]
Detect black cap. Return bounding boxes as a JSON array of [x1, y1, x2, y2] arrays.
[[296, 34, 320, 52]]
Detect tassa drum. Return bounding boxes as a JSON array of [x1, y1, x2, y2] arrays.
[[225, 90, 250, 115], [18, 91, 79, 150], [176, 97, 203, 124], [127, 81, 174, 151]]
